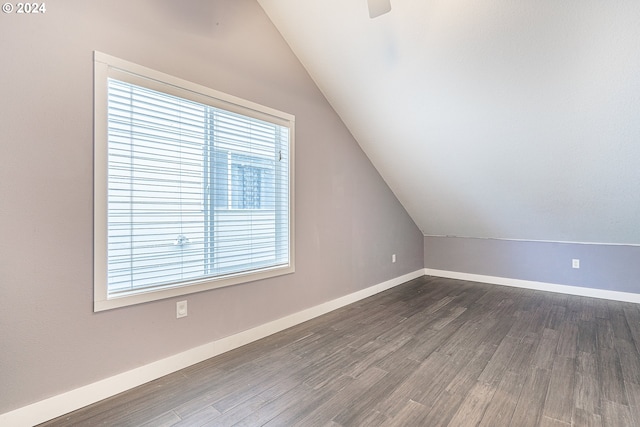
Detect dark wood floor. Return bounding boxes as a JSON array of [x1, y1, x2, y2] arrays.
[[40, 276, 640, 426]]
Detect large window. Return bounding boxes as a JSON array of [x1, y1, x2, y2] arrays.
[[94, 52, 294, 311]]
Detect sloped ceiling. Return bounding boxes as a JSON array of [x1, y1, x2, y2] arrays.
[[258, 0, 640, 244]]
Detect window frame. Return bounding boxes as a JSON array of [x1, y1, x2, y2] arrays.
[[93, 51, 295, 312]]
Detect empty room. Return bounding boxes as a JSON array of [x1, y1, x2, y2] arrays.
[[1, 0, 640, 426]]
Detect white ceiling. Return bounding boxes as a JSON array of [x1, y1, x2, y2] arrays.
[[258, 0, 640, 244]]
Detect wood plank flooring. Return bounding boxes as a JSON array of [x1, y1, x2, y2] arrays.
[[39, 276, 640, 426]]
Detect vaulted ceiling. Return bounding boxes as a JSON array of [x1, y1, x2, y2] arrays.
[[258, 0, 640, 244]]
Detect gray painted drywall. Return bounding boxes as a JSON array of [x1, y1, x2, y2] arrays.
[[0, 0, 423, 414], [424, 236, 640, 294]]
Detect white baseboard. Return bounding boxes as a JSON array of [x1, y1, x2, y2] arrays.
[[0, 269, 424, 427], [425, 268, 640, 304]]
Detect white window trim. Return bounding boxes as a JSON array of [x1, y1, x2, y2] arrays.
[[93, 51, 295, 312]]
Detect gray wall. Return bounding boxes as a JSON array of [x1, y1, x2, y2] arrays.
[[425, 236, 640, 294], [0, 0, 423, 414]]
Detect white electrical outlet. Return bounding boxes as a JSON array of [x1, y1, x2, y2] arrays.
[[392, 254, 396, 263], [176, 300, 188, 318], [572, 259, 580, 269]]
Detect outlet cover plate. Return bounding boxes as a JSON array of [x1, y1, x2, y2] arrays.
[[177, 300, 188, 318]]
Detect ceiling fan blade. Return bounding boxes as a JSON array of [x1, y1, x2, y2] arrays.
[[368, 0, 391, 18]]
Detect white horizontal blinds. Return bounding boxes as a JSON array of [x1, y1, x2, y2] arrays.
[[210, 110, 290, 276], [107, 78, 290, 296], [207, 108, 289, 276], [107, 79, 207, 293]]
